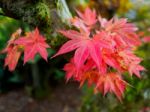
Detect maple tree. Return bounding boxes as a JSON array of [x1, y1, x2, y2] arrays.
[[53, 7, 145, 100]]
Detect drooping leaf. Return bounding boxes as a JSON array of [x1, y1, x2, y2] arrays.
[[1, 28, 22, 71]]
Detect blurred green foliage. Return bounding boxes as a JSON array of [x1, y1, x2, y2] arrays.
[[0, 16, 20, 49]]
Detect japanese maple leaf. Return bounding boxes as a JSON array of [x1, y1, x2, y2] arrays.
[[52, 30, 103, 72], [15, 28, 50, 64], [99, 18, 137, 33], [128, 63, 145, 78], [76, 7, 97, 26], [79, 70, 99, 87], [70, 17, 90, 34], [1, 28, 22, 71], [93, 31, 116, 51], [117, 49, 145, 77], [4, 46, 21, 71], [118, 49, 142, 63], [99, 17, 141, 47], [102, 49, 123, 72], [95, 72, 128, 101], [70, 7, 97, 33], [63, 58, 84, 82], [64, 58, 97, 83]]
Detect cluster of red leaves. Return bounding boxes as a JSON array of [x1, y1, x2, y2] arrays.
[[1, 7, 145, 101], [1, 28, 50, 71], [53, 7, 145, 100]]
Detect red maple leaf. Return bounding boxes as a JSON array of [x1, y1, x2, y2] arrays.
[[15, 28, 50, 64], [79, 70, 99, 87], [79, 71, 128, 101], [95, 72, 128, 101], [63, 58, 85, 82], [76, 7, 97, 26], [99, 17, 141, 47], [52, 30, 107, 72], [4, 46, 22, 71], [70, 7, 97, 33], [1, 28, 22, 71], [128, 63, 145, 78]]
